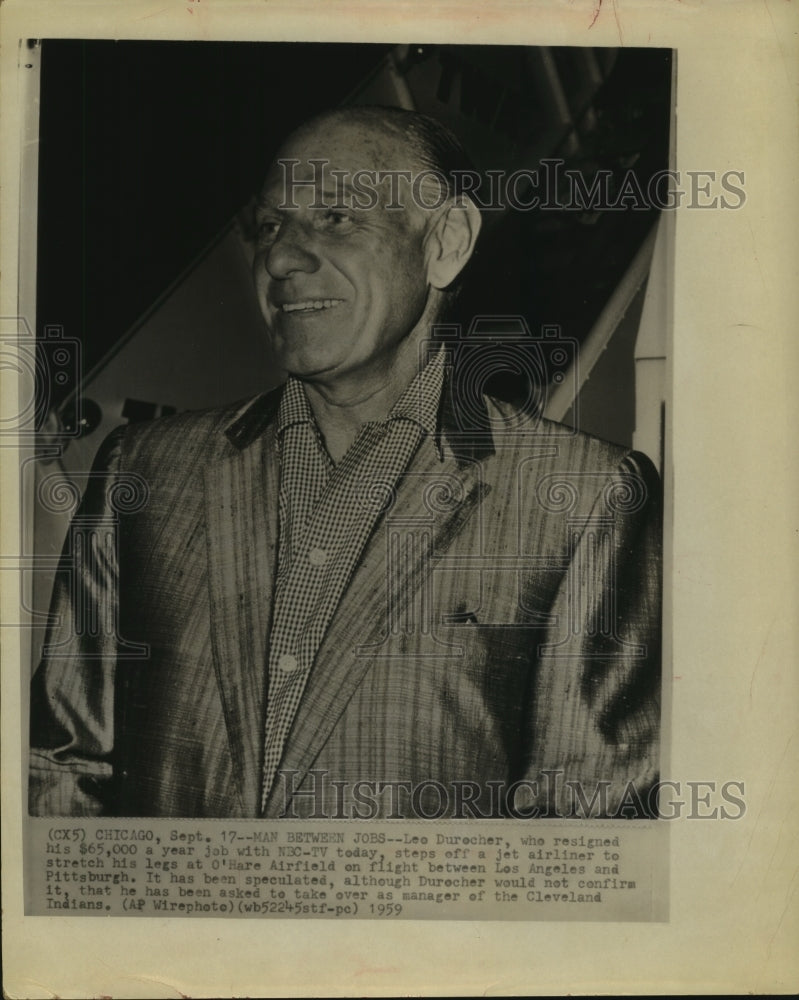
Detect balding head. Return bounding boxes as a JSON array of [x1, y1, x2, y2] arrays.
[[283, 105, 478, 203]]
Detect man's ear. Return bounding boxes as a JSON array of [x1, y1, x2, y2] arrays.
[[425, 196, 482, 290]]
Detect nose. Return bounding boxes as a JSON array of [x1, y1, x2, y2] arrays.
[[262, 217, 320, 280]]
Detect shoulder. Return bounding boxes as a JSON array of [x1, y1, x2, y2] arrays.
[[93, 386, 285, 475], [484, 394, 660, 488]]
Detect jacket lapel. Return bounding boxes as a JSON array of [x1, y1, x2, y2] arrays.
[[263, 418, 493, 817], [204, 393, 281, 814]]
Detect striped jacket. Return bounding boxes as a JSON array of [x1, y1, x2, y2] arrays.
[[29, 379, 662, 819]]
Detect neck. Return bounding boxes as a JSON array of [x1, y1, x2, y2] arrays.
[[301, 325, 434, 464], [302, 357, 415, 465]]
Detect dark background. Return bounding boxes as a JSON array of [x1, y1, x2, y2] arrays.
[[35, 40, 672, 415]]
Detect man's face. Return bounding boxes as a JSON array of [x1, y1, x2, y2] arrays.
[[252, 118, 435, 388]]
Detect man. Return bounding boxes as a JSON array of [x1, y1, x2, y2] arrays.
[[29, 106, 661, 819]]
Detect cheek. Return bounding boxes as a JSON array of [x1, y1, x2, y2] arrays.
[[396, 235, 431, 293], [365, 249, 427, 308]]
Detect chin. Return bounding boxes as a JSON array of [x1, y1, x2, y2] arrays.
[[281, 354, 341, 381]]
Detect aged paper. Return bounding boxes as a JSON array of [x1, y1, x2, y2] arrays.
[[2, 0, 798, 996]]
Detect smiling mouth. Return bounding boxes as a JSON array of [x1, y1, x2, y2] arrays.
[[280, 299, 344, 313]]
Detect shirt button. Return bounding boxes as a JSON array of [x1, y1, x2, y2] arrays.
[[277, 653, 300, 672], [308, 546, 327, 566]]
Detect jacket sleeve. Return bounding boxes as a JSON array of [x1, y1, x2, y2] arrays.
[[28, 426, 128, 816], [520, 450, 663, 818]]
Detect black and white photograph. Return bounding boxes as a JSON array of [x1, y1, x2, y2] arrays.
[[27, 40, 668, 822]]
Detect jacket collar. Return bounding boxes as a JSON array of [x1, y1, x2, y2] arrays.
[[437, 371, 495, 466], [223, 369, 496, 468], [224, 385, 283, 451]]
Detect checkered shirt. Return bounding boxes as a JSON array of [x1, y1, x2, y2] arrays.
[[260, 349, 447, 811]]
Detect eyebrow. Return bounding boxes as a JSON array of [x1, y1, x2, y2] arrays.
[[256, 183, 366, 211]]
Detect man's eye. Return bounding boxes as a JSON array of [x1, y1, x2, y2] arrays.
[[255, 219, 281, 243], [324, 208, 354, 228]]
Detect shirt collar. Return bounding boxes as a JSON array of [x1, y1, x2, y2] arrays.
[[275, 376, 315, 436], [386, 345, 446, 438], [276, 347, 447, 445]]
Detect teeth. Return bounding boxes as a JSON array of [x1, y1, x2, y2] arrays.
[[281, 299, 341, 313]]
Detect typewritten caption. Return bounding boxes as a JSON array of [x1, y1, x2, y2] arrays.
[[26, 820, 667, 921]]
